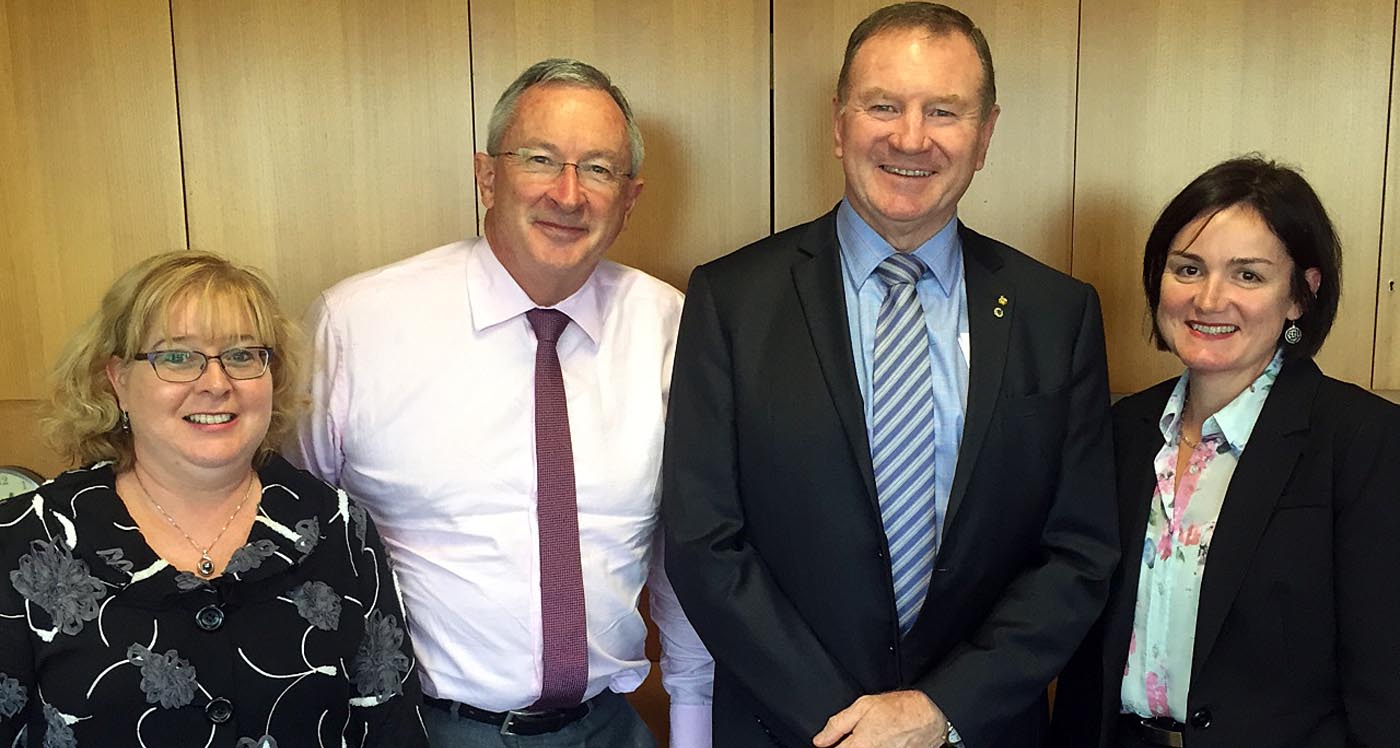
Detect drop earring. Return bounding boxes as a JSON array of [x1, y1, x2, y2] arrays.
[[120, 410, 131, 433], [1283, 319, 1303, 345]]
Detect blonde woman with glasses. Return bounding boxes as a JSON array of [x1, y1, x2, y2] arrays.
[[0, 252, 427, 747]]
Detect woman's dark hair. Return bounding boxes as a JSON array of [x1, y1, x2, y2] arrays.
[[1142, 155, 1340, 359]]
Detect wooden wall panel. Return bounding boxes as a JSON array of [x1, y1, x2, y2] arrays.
[[1374, 6, 1400, 390], [773, 0, 1080, 270], [1075, 0, 1392, 393], [0, 400, 65, 479], [171, 0, 476, 320], [0, 0, 185, 400], [468, 0, 771, 290]]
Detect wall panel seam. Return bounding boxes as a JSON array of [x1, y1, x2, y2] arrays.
[[168, 0, 192, 252], [466, 0, 479, 233], [1068, 0, 1083, 279], [768, 0, 776, 237], [1374, 0, 1400, 388]]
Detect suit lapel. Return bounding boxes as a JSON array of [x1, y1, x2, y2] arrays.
[[790, 210, 879, 512], [1190, 359, 1320, 681], [1099, 382, 1175, 719], [944, 225, 1009, 529]]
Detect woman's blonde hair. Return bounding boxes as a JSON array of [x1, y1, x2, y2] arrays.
[[43, 251, 306, 472]]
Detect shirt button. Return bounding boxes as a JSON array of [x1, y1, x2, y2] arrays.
[[196, 605, 224, 632], [1190, 707, 1212, 729], [206, 697, 233, 724]]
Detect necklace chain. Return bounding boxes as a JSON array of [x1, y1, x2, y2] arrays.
[[134, 470, 256, 577], [1180, 395, 1203, 449]]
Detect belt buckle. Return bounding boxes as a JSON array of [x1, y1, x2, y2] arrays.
[[500, 709, 547, 736]]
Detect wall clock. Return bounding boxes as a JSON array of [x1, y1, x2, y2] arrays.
[[0, 466, 43, 501]]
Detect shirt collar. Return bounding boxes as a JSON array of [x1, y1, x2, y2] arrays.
[[835, 199, 963, 296], [465, 237, 603, 344], [1157, 348, 1286, 452]]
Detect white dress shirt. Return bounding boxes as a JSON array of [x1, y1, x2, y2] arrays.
[[290, 237, 713, 745]]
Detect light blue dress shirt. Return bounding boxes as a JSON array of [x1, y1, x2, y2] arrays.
[[836, 200, 970, 550]]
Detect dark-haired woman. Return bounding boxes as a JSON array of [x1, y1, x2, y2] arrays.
[[1051, 157, 1400, 748]]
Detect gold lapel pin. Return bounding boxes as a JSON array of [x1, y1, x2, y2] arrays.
[[998, 295, 1008, 305], [993, 307, 1004, 318], [994, 294, 1008, 318]]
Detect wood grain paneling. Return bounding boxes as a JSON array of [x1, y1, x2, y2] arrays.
[[468, 0, 771, 290], [171, 0, 476, 319], [773, 0, 1080, 270], [0, 400, 67, 479], [1374, 6, 1400, 390], [1076, 0, 1392, 393], [0, 0, 186, 399]]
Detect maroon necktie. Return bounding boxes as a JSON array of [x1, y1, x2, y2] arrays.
[[526, 308, 589, 708]]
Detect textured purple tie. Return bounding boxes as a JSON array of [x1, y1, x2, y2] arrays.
[[527, 308, 589, 708]]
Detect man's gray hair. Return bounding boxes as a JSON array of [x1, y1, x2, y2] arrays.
[[486, 58, 645, 176]]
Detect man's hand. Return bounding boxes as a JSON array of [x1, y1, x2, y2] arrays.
[[811, 690, 949, 748]]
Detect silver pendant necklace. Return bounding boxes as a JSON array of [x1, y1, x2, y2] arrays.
[[134, 470, 256, 577]]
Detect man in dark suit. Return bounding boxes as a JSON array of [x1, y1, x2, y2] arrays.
[[661, 4, 1119, 747]]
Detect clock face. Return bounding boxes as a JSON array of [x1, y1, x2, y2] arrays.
[[0, 466, 43, 501]]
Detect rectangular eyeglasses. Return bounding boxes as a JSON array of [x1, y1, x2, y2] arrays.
[[133, 347, 273, 383]]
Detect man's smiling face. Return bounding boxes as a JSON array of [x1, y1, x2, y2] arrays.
[[475, 83, 643, 304], [834, 28, 998, 250]]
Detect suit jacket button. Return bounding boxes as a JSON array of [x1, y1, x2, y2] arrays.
[[1190, 708, 1212, 729], [888, 642, 896, 654], [206, 697, 233, 724]]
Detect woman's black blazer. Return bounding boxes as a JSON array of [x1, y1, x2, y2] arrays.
[[1051, 358, 1400, 748]]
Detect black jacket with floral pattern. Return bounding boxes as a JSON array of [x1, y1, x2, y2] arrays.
[[0, 454, 427, 747]]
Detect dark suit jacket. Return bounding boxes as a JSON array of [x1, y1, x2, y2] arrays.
[[1051, 358, 1400, 748], [661, 208, 1119, 748]]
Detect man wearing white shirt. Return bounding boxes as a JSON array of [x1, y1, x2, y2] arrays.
[[291, 58, 713, 747]]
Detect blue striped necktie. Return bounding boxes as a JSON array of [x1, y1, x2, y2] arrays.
[[870, 253, 938, 634]]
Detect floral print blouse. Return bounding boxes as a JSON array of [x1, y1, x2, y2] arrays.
[[0, 454, 427, 747], [1119, 350, 1284, 722]]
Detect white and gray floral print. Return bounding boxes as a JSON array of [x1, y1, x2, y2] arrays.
[[0, 456, 426, 747], [224, 538, 279, 575], [288, 580, 341, 631], [126, 644, 198, 709], [41, 702, 76, 748], [353, 610, 411, 699], [348, 503, 368, 546], [10, 539, 106, 636], [0, 674, 25, 719], [293, 518, 319, 555]]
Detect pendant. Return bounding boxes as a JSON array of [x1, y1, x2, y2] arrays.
[[197, 554, 215, 577]]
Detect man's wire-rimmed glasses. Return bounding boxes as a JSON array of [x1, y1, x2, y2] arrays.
[[494, 148, 633, 189]]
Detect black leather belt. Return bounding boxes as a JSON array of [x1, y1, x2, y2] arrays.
[[424, 695, 591, 736], [1119, 714, 1186, 748]]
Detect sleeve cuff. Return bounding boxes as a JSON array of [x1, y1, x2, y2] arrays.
[[946, 722, 963, 746], [667, 702, 712, 748]]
